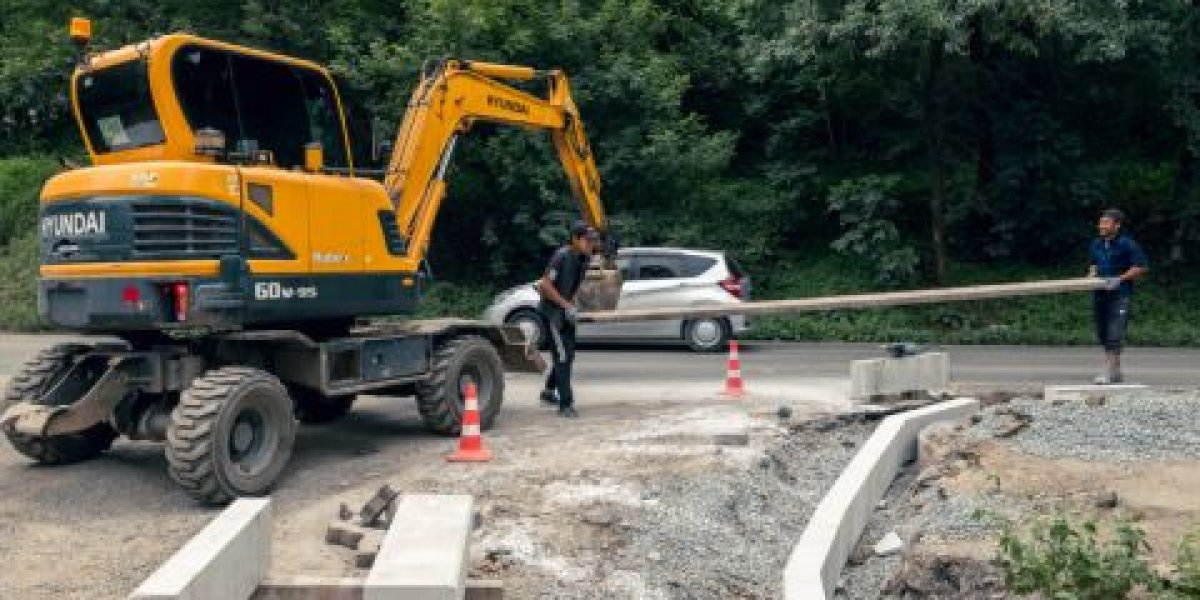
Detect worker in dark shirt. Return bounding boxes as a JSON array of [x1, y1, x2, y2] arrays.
[[1087, 208, 1148, 384], [537, 221, 598, 418]]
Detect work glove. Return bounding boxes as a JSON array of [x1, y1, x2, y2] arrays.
[[1103, 277, 1122, 291], [564, 306, 580, 322]]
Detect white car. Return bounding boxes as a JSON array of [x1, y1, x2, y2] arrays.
[[482, 247, 751, 352]]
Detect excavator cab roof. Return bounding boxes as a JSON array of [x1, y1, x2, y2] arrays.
[[72, 33, 353, 171]]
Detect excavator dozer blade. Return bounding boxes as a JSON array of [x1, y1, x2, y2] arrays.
[[576, 266, 623, 312]]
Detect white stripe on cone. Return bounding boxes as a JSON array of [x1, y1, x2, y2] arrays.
[[462, 423, 481, 437]]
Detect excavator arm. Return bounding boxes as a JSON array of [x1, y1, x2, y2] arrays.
[[382, 59, 608, 263]]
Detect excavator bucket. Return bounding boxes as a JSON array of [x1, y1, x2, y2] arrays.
[[576, 265, 623, 311]]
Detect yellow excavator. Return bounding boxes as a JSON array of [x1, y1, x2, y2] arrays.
[[0, 18, 621, 503]]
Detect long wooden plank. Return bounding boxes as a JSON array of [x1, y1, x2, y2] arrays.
[[578, 277, 1105, 324]]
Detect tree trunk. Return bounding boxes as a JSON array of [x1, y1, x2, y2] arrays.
[[920, 41, 949, 284], [969, 17, 996, 198]]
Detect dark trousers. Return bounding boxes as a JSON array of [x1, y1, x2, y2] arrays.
[[1094, 292, 1132, 352], [543, 313, 577, 408]]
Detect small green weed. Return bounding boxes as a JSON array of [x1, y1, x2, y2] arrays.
[[999, 514, 1200, 599]]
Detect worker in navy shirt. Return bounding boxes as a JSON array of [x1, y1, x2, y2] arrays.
[[1087, 208, 1148, 384], [536, 221, 598, 418]]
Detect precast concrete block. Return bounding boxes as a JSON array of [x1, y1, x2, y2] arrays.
[[850, 353, 948, 400], [1044, 383, 1147, 403], [364, 494, 473, 600], [129, 497, 271, 600]]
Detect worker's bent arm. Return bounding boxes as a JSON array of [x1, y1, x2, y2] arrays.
[[1119, 265, 1148, 281], [538, 277, 572, 311]]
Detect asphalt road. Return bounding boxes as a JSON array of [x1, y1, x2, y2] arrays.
[[573, 341, 1200, 387], [0, 334, 1196, 386]]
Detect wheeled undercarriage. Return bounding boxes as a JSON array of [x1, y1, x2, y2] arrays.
[[0, 322, 539, 504]]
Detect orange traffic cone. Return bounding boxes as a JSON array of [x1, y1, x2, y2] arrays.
[[447, 382, 493, 462], [720, 340, 746, 397]]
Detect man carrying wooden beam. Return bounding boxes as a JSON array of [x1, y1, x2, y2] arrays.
[[1087, 208, 1148, 384], [536, 221, 599, 418]]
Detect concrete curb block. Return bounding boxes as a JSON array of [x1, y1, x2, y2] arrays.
[[129, 498, 271, 600], [365, 494, 474, 600], [851, 353, 948, 400], [1044, 383, 1147, 402], [782, 398, 980, 599]]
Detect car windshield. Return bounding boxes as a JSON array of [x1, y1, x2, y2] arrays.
[[76, 60, 166, 153]]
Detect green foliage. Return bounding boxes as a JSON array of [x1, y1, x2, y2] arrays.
[[0, 157, 55, 330], [412, 281, 494, 320], [999, 517, 1200, 599], [0, 0, 1198, 340], [827, 174, 920, 286], [1175, 530, 1200, 598], [742, 254, 1200, 346], [0, 231, 42, 331], [0, 156, 57, 247], [999, 514, 1161, 599]]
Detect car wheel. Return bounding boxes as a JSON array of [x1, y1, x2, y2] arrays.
[[505, 309, 546, 349], [683, 317, 730, 353]]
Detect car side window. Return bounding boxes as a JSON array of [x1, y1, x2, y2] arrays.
[[637, 256, 681, 279], [616, 256, 633, 280], [679, 255, 716, 277]]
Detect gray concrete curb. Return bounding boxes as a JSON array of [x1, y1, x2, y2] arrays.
[[365, 494, 474, 600], [782, 398, 980, 599], [129, 498, 271, 600]]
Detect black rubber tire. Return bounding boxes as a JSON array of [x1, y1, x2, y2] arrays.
[[166, 367, 297, 505], [291, 386, 355, 424], [683, 317, 731, 353], [504, 308, 546, 350], [1, 344, 118, 465], [416, 336, 504, 436]]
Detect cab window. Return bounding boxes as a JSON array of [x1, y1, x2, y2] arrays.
[[76, 60, 165, 153], [172, 45, 349, 169]]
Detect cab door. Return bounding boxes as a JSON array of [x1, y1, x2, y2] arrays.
[[298, 66, 363, 273]]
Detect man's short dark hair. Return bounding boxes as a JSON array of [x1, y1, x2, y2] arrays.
[[570, 220, 599, 241], [1100, 208, 1125, 223]]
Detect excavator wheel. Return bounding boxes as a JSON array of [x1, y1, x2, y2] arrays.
[[291, 386, 356, 424], [166, 367, 296, 505], [416, 335, 504, 435], [1, 344, 118, 465]]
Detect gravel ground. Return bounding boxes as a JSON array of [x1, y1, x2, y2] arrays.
[[968, 389, 1200, 462], [472, 412, 876, 599]]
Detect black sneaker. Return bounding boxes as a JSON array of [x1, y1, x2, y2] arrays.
[[540, 390, 559, 406], [558, 406, 579, 418]]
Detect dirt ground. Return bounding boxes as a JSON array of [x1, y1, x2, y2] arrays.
[[0, 372, 862, 599]]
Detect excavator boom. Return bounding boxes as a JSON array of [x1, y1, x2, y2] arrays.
[[383, 59, 608, 262]]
